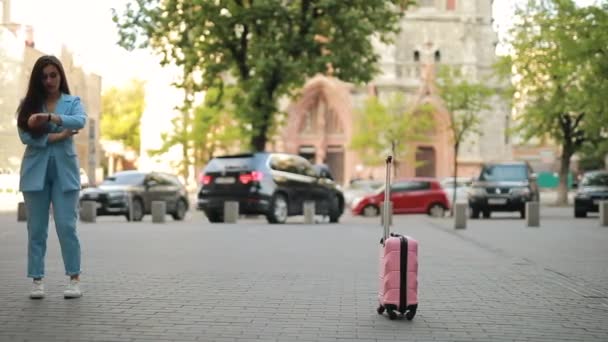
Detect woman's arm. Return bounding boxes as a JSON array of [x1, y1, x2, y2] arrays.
[[18, 128, 75, 147], [50, 97, 87, 130], [48, 129, 76, 143]]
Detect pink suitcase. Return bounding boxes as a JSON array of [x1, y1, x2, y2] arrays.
[[377, 156, 419, 320]]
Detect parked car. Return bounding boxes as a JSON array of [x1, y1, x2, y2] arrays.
[[351, 178, 449, 217], [468, 161, 539, 219], [79, 168, 90, 188], [574, 170, 608, 218], [343, 179, 384, 208], [197, 152, 344, 224], [441, 177, 472, 206], [79, 170, 189, 221]]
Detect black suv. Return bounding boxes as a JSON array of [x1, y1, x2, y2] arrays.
[[574, 170, 608, 218], [468, 162, 539, 219], [197, 152, 344, 224]]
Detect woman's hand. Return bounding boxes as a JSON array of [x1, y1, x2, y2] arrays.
[[27, 113, 49, 130], [48, 129, 78, 143]]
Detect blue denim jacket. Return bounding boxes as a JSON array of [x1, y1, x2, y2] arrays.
[[19, 93, 87, 192]]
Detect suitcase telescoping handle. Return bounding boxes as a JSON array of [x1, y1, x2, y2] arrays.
[[383, 156, 392, 242]]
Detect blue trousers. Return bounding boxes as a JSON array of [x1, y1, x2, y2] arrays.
[[23, 156, 81, 279]]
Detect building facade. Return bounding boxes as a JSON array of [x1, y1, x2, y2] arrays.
[[281, 0, 512, 185], [0, 0, 102, 185]]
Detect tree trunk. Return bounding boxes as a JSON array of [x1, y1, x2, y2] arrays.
[[451, 143, 459, 216], [251, 134, 268, 152], [557, 147, 573, 206]]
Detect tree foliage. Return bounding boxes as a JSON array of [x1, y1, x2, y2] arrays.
[[507, 0, 608, 204], [112, 0, 414, 151], [435, 65, 493, 209], [100, 79, 146, 152], [148, 85, 245, 184], [350, 94, 434, 174]]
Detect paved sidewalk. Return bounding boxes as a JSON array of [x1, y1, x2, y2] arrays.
[[0, 209, 607, 342]]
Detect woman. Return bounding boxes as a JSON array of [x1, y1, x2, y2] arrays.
[[17, 55, 87, 299]]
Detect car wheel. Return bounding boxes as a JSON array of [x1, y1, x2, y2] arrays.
[[362, 205, 379, 217], [267, 193, 288, 224], [482, 210, 491, 219], [172, 199, 187, 221], [126, 198, 144, 222], [428, 203, 445, 218], [574, 208, 587, 218], [328, 196, 341, 223], [205, 210, 222, 223]]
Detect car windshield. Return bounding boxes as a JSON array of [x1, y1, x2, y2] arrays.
[[479, 165, 528, 182], [101, 173, 145, 185], [582, 173, 608, 186]]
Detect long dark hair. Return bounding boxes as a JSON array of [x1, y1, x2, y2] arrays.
[[17, 55, 70, 137]]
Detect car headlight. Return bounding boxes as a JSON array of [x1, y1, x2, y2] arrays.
[[510, 187, 531, 196], [468, 187, 485, 196]]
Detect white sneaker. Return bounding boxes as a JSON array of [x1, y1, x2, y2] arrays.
[[29, 280, 44, 299], [63, 279, 82, 298]]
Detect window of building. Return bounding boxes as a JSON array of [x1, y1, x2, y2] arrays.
[[414, 50, 420, 62], [434, 50, 441, 62]]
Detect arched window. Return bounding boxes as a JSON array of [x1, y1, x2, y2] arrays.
[[434, 50, 441, 62]]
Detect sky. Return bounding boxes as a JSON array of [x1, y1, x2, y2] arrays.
[[7, 0, 602, 91]]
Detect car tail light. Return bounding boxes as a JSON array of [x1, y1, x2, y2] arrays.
[[200, 173, 212, 185], [239, 171, 263, 184]]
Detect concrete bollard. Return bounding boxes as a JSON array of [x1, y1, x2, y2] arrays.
[[526, 201, 540, 227], [80, 201, 97, 223], [454, 203, 467, 229], [600, 201, 608, 227], [303, 201, 315, 224], [380, 202, 393, 227], [151, 201, 166, 223], [17, 201, 27, 222], [223, 201, 239, 223]]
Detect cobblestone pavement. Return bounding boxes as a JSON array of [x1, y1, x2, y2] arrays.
[[0, 207, 607, 342]]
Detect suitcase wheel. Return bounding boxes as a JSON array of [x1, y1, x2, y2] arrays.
[[405, 309, 416, 320], [376, 305, 385, 315], [387, 309, 397, 320]]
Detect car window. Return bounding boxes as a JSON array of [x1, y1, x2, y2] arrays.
[[295, 157, 317, 177], [391, 181, 431, 193], [582, 173, 608, 186], [157, 173, 181, 186], [270, 154, 297, 173], [479, 165, 528, 182], [101, 173, 145, 185], [206, 156, 256, 172]]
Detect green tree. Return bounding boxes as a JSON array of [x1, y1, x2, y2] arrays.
[[149, 84, 245, 184], [350, 94, 434, 176], [507, 0, 608, 205], [100, 79, 146, 152], [112, 0, 414, 152], [435, 65, 493, 211]]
